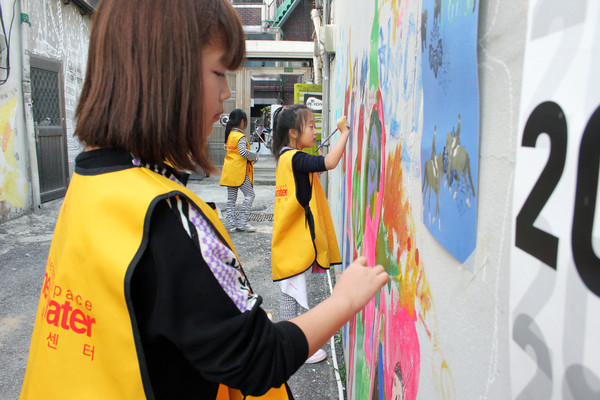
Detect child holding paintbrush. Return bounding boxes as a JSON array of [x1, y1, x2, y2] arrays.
[[271, 105, 350, 363]]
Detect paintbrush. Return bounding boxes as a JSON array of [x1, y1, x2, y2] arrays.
[[317, 128, 338, 150], [317, 116, 348, 150]]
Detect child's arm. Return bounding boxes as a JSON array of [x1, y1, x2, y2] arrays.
[[324, 116, 350, 170], [238, 137, 258, 162], [289, 257, 389, 357]]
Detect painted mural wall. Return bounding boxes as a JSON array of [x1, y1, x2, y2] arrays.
[[0, 0, 29, 221], [325, 0, 531, 398]]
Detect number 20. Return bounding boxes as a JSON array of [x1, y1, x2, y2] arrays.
[[515, 101, 600, 297]]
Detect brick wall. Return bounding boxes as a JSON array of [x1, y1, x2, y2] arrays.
[[280, 0, 314, 41], [235, 0, 315, 40], [235, 6, 262, 26], [283, 74, 302, 104]]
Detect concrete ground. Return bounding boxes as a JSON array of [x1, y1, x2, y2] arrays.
[[0, 154, 346, 400]]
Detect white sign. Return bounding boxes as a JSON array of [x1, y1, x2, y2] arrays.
[[510, 1, 600, 398]]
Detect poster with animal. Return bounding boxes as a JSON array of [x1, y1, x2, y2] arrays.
[[509, 1, 600, 398], [421, 0, 479, 265]]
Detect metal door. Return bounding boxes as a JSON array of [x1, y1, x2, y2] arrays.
[[30, 58, 69, 202]]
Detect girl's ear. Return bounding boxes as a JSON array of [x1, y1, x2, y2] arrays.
[[289, 129, 298, 139]]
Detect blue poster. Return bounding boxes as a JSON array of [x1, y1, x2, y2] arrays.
[[421, 0, 480, 264]]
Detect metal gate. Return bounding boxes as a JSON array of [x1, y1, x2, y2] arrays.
[[30, 58, 69, 202]]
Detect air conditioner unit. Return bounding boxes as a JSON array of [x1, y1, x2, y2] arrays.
[[319, 24, 336, 54]]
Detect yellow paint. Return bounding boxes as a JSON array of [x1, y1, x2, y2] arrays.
[[0, 97, 26, 209], [1, 122, 18, 169], [0, 170, 26, 208]]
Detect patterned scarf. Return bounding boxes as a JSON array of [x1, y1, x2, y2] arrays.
[[132, 158, 258, 312]]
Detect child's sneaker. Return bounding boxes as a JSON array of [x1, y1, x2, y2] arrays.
[[237, 224, 256, 232], [305, 348, 326, 364]]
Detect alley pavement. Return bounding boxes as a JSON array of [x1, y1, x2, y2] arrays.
[[0, 153, 346, 400]]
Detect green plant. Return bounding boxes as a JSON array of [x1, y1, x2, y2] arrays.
[[332, 362, 347, 385], [335, 330, 343, 344], [331, 329, 347, 386]]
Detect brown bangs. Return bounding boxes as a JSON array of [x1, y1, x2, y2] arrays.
[[215, 0, 246, 70], [193, 0, 246, 70]]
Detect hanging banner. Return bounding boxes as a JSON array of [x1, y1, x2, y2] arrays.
[[510, 1, 600, 398]]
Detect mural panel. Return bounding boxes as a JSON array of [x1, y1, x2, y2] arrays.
[[510, 1, 600, 398]]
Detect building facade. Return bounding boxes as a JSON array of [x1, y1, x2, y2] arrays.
[[0, 0, 93, 223], [0, 0, 318, 220]]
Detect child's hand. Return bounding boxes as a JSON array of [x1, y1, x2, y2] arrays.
[[324, 116, 351, 170], [337, 116, 350, 135], [332, 256, 389, 313]]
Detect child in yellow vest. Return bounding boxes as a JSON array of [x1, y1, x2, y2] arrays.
[[271, 104, 350, 364], [19, 1, 389, 398], [220, 108, 258, 232]]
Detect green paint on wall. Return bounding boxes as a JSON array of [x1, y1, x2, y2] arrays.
[[352, 166, 364, 250], [353, 312, 372, 399], [369, 0, 380, 88], [377, 223, 399, 284]]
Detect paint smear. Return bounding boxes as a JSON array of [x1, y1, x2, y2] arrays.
[[0, 97, 26, 209]]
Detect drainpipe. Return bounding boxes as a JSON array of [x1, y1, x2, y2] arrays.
[[322, 0, 331, 144], [310, 8, 323, 85], [318, 3, 331, 192], [20, 0, 41, 211], [321, 8, 345, 398]]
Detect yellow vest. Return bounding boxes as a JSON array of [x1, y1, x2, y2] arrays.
[[220, 130, 254, 186], [271, 149, 341, 281], [20, 165, 289, 399]]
